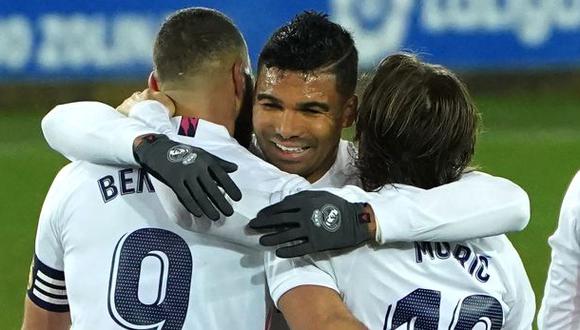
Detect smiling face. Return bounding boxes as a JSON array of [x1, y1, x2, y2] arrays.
[[252, 66, 356, 183]]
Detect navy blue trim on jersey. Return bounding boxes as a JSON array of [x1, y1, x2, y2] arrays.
[[27, 255, 69, 312]]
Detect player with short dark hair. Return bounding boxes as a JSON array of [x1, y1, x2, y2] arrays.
[[256, 54, 535, 329], [258, 11, 357, 98], [154, 9, 246, 82], [252, 11, 358, 183], [22, 8, 263, 329]]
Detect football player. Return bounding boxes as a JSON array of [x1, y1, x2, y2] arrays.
[[253, 54, 535, 329], [538, 171, 580, 329]]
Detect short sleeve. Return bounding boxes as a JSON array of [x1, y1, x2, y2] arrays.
[[538, 172, 580, 329], [503, 240, 535, 329], [264, 251, 339, 308], [27, 165, 76, 312]]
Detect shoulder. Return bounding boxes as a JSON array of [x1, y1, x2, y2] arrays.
[[338, 139, 359, 177], [553, 171, 580, 237], [459, 170, 515, 185], [45, 162, 90, 202], [50, 161, 127, 191], [551, 171, 580, 245], [37, 162, 113, 240], [563, 171, 580, 212], [489, 236, 536, 317], [45, 161, 140, 213]]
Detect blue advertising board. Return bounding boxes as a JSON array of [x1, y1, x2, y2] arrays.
[[2, 0, 580, 81]]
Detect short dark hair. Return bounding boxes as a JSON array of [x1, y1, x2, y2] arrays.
[[154, 7, 246, 82], [257, 11, 358, 97], [355, 53, 479, 190]]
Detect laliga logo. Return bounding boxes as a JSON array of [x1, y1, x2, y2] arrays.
[[331, 0, 580, 66], [330, 0, 414, 67], [421, 0, 580, 47]]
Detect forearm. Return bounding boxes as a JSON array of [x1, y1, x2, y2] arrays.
[[369, 172, 530, 243], [152, 176, 272, 249], [42, 101, 157, 165], [302, 314, 366, 330], [22, 298, 70, 330], [279, 286, 366, 330]]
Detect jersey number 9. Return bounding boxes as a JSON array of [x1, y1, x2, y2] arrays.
[[107, 228, 193, 330]]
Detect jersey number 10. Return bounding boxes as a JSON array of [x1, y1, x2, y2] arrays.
[[384, 288, 503, 329]]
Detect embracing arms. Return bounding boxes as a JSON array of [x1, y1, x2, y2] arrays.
[[42, 93, 529, 254]]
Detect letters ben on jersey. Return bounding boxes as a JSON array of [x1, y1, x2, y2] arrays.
[[2, 0, 580, 80]]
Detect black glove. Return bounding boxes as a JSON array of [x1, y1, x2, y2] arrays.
[[133, 134, 242, 220], [249, 190, 372, 258]]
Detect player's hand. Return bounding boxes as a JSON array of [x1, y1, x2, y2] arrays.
[[116, 88, 176, 117], [133, 134, 242, 220], [249, 191, 372, 258]]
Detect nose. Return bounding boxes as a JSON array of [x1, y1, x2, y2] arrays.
[[275, 110, 304, 139]]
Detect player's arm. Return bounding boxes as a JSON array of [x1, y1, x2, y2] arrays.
[[367, 171, 530, 243], [265, 252, 366, 330], [42, 101, 158, 166], [538, 172, 580, 329], [502, 239, 535, 330], [251, 174, 530, 258], [278, 286, 366, 330], [41, 96, 246, 221], [22, 296, 70, 330], [41, 97, 310, 248], [22, 166, 75, 329]]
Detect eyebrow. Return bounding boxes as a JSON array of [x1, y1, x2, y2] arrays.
[[257, 93, 330, 112], [256, 93, 282, 104]]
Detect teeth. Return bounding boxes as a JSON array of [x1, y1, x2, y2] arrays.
[[275, 143, 306, 153]]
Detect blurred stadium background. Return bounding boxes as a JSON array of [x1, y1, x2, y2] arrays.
[[1, 1, 580, 328]]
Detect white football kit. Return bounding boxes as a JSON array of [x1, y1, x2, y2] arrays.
[[32, 100, 531, 328], [266, 185, 536, 329], [30, 161, 268, 329], [538, 171, 580, 329]]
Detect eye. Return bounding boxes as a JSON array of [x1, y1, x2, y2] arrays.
[[302, 108, 322, 115], [260, 102, 282, 110]]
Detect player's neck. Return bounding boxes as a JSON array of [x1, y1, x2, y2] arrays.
[[166, 87, 237, 136]]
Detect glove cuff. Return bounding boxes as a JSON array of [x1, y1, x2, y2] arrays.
[[133, 133, 169, 165], [353, 202, 373, 244]]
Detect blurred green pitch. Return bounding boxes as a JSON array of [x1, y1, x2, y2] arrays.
[[0, 90, 579, 329]]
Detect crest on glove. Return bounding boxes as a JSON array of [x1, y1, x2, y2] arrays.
[[311, 204, 341, 232]]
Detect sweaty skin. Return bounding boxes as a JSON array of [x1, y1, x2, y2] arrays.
[[253, 67, 356, 183]]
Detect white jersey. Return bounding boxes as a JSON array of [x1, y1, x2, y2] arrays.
[[29, 161, 267, 329], [266, 185, 536, 330], [538, 171, 580, 329]]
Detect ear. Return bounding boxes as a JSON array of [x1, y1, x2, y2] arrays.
[[148, 71, 160, 91], [341, 95, 358, 128], [232, 60, 248, 104]]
